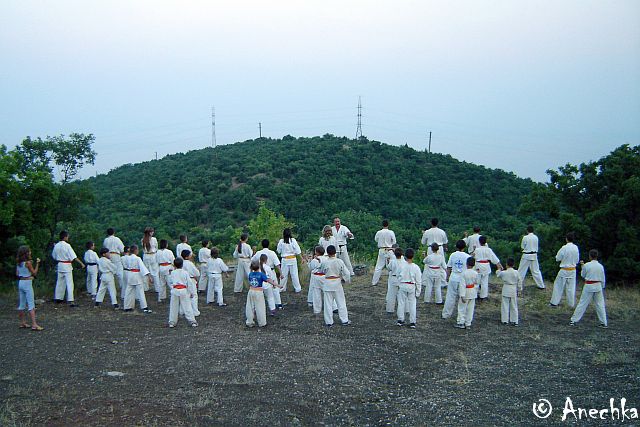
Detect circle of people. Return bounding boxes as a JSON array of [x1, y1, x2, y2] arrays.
[[16, 217, 607, 331]]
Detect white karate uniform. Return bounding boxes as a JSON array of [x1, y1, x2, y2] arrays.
[[96, 257, 118, 305], [421, 227, 449, 255], [156, 249, 175, 301], [464, 233, 481, 255], [571, 260, 607, 326], [84, 249, 99, 296], [371, 228, 396, 286], [332, 225, 355, 275], [518, 233, 545, 289], [198, 247, 211, 292], [397, 262, 422, 324], [497, 268, 522, 324], [550, 242, 580, 307], [442, 251, 470, 319], [233, 242, 253, 292], [52, 240, 77, 302], [386, 255, 405, 313], [103, 235, 125, 288], [246, 272, 270, 327], [175, 242, 192, 259], [422, 252, 447, 303], [252, 248, 282, 307], [141, 237, 159, 292], [207, 257, 229, 305], [318, 236, 338, 253], [183, 259, 200, 316], [120, 254, 131, 303], [318, 256, 351, 325], [457, 269, 479, 327], [473, 245, 501, 299], [308, 256, 326, 314], [260, 264, 277, 312], [122, 254, 150, 310], [168, 269, 196, 326], [277, 238, 302, 293]]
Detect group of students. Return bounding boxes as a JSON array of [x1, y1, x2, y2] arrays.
[[15, 218, 608, 331], [373, 219, 608, 330]]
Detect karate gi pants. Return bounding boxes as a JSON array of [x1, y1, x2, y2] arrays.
[[457, 298, 476, 326], [570, 284, 607, 326], [143, 255, 159, 293], [386, 279, 399, 313], [263, 286, 277, 312], [501, 296, 519, 324], [422, 271, 443, 303], [550, 269, 576, 307], [207, 274, 224, 305], [198, 264, 208, 292], [189, 282, 200, 316], [110, 254, 124, 290], [337, 246, 354, 275], [55, 271, 75, 302], [323, 280, 348, 325], [518, 257, 545, 289], [169, 288, 196, 325], [371, 249, 388, 286], [310, 279, 336, 314], [280, 261, 301, 292], [477, 272, 490, 299], [124, 283, 147, 310], [158, 268, 171, 301], [86, 266, 98, 296], [442, 279, 461, 319], [96, 277, 118, 305], [234, 259, 251, 292], [246, 289, 267, 327], [397, 288, 417, 324]]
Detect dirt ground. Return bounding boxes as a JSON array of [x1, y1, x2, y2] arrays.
[[1, 269, 638, 426]]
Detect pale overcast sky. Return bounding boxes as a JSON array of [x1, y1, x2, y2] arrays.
[[1, 0, 638, 181]]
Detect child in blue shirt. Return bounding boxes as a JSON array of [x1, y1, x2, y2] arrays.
[[246, 261, 275, 327]]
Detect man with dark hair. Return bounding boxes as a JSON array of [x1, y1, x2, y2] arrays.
[[550, 232, 580, 308], [103, 227, 125, 290], [52, 230, 85, 306], [421, 217, 448, 255], [463, 226, 482, 255], [372, 219, 396, 286], [570, 249, 608, 328], [518, 225, 545, 289]]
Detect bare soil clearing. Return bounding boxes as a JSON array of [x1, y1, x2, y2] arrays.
[[1, 273, 638, 426]]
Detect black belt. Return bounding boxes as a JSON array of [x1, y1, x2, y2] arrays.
[[523, 251, 537, 254], [86, 262, 98, 266]]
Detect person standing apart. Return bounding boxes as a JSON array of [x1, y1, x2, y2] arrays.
[[550, 232, 580, 308], [197, 240, 211, 294], [103, 228, 125, 293], [277, 228, 303, 294], [52, 230, 85, 306], [421, 218, 449, 255], [517, 225, 545, 289], [141, 227, 159, 293], [570, 249, 608, 328], [332, 217, 355, 276], [16, 246, 43, 330], [84, 241, 99, 299], [372, 220, 396, 286], [233, 233, 253, 293]]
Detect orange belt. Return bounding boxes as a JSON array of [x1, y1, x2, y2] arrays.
[[478, 260, 490, 264], [60, 261, 72, 264], [562, 267, 576, 271], [429, 266, 440, 269], [173, 284, 187, 289], [284, 255, 296, 260], [313, 272, 325, 276], [326, 276, 340, 280], [109, 252, 119, 254], [466, 284, 476, 288], [585, 280, 600, 284], [250, 287, 263, 291], [159, 262, 171, 266]]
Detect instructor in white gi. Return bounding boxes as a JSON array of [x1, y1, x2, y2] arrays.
[[332, 217, 355, 276]]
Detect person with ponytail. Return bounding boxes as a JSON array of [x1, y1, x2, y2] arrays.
[[141, 227, 159, 293], [16, 246, 43, 330], [232, 233, 253, 293], [277, 228, 303, 295]]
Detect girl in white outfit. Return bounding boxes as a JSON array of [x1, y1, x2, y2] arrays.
[[233, 233, 253, 293], [277, 228, 303, 293]]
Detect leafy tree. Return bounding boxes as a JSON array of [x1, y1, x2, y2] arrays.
[[246, 203, 296, 251]]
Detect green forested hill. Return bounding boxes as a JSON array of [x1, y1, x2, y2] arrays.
[[79, 135, 535, 260]]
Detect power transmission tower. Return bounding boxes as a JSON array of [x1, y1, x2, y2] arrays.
[[211, 106, 217, 159], [355, 96, 363, 140], [428, 131, 432, 153], [259, 122, 262, 138]]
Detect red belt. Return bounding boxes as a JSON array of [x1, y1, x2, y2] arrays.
[[173, 284, 187, 289], [313, 272, 325, 276], [159, 262, 171, 266], [585, 280, 600, 284], [429, 266, 440, 269], [109, 252, 119, 254], [128, 269, 140, 272], [60, 261, 72, 264], [466, 283, 476, 288], [478, 260, 490, 264], [326, 276, 340, 280]]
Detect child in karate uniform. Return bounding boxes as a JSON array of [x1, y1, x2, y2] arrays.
[[318, 245, 351, 327], [385, 247, 404, 314], [122, 245, 153, 313], [473, 236, 502, 301], [181, 249, 200, 316], [84, 241, 99, 298], [233, 233, 253, 293], [277, 228, 303, 293], [176, 235, 192, 259], [422, 243, 447, 304], [168, 257, 197, 328], [307, 246, 327, 315], [258, 254, 279, 316], [252, 240, 283, 309], [246, 261, 276, 327], [442, 240, 470, 319], [496, 257, 522, 326], [207, 247, 229, 306], [95, 248, 119, 309], [396, 248, 422, 329], [156, 240, 175, 302], [141, 227, 159, 292], [456, 257, 479, 329], [198, 240, 211, 294]]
